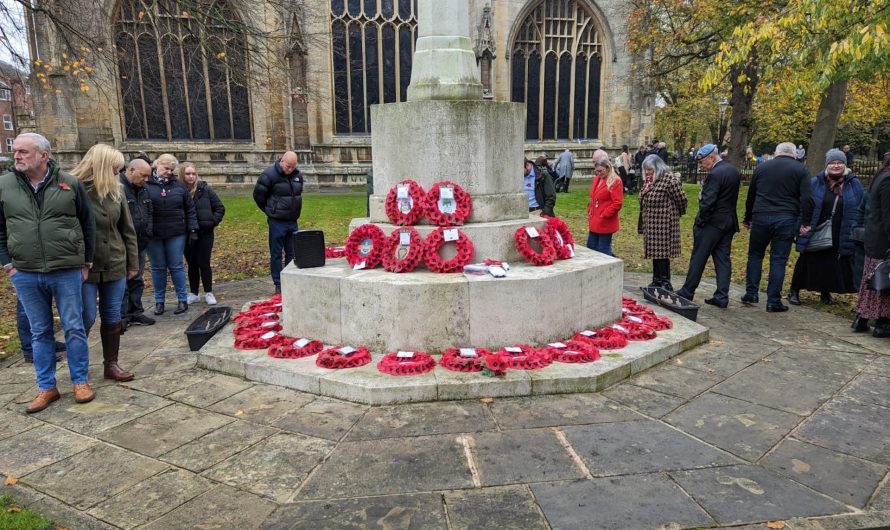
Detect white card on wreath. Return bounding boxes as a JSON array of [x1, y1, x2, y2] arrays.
[[294, 338, 311, 348], [505, 346, 522, 353], [525, 226, 540, 238], [439, 186, 454, 200], [338, 346, 356, 355], [261, 321, 277, 328], [443, 228, 459, 242], [397, 351, 415, 358], [627, 315, 643, 323], [612, 324, 628, 333], [459, 348, 477, 358], [260, 331, 277, 340], [354, 261, 366, 270], [399, 231, 411, 245], [548, 342, 567, 349], [396, 185, 409, 199], [580, 330, 596, 337]]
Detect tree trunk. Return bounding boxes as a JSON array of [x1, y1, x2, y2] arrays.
[[725, 59, 759, 168], [806, 80, 848, 175]]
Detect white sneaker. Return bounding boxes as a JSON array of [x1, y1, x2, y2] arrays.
[[187, 293, 200, 304], [204, 292, 217, 305]]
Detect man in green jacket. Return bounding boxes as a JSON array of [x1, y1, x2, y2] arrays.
[[0, 133, 96, 413]]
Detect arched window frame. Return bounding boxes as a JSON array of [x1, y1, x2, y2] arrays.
[[114, 0, 253, 141]]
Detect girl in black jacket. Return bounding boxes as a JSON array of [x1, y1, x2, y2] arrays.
[[181, 163, 225, 305]]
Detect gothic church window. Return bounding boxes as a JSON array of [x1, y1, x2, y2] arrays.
[[115, 0, 252, 141], [331, 0, 418, 134], [511, 0, 603, 140]]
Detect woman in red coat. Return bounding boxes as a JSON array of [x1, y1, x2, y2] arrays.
[[587, 156, 624, 256]]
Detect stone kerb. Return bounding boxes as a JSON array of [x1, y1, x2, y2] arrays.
[[369, 100, 527, 224]]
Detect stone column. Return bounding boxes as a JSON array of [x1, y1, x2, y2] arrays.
[[406, 0, 483, 101]]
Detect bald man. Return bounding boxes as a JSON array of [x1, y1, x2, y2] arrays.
[[120, 158, 156, 327], [253, 151, 304, 293]]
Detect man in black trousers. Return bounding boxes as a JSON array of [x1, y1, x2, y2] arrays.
[[677, 144, 741, 308]]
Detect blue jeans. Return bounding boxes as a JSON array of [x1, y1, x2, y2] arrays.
[[745, 215, 798, 306], [121, 248, 147, 318], [268, 218, 297, 289], [11, 268, 90, 391], [83, 277, 127, 333], [587, 232, 614, 256], [16, 297, 32, 356], [148, 235, 187, 303]]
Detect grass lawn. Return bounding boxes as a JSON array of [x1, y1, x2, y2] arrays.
[[0, 183, 855, 357], [0, 494, 53, 530]]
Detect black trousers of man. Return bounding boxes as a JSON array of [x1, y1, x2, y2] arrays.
[[677, 223, 735, 305]]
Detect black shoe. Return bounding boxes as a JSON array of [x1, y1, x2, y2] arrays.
[[741, 294, 759, 304], [852, 316, 870, 332], [129, 314, 156, 326], [787, 291, 801, 305], [873, 326, 890, 338], [820, 293, 833, 305], [154, 303, 165, 315], [22, 351, 65, 363], [173, 301, 189, 315], [767, 304, 789, 313], [54, 340, 67, 352], [704, 298, 728, 308]]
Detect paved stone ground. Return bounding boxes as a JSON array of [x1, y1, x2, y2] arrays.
[[1, 272, 889, 530]]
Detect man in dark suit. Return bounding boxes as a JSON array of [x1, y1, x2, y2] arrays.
[[676, 144, 741, 308]]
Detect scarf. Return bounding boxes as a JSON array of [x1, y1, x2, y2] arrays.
[[826, 172, 844, 196]]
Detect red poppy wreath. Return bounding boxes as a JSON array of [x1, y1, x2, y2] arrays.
[[439, 347, 494, 373], [496, 344, 553, 370], [572, 328, 629, 350], [544, 216, 576, 260], [345, 224, 387, 269], [542, 340, 601, 363], [316, 346, 372, 369], [514, 226, 557, 266], [424, 227, 475, 273], [385, 180, 427, 226], [382, 227, 424, 273], [377, 351, 437, 376], [268, 337, 324, 359], [423, 181, 472, 226]]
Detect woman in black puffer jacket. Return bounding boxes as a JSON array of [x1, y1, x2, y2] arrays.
[[146, 154, 198, 315], [181, 163, 225, 305]]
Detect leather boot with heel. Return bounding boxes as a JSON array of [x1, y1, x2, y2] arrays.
[[101, 321, 134, 381]]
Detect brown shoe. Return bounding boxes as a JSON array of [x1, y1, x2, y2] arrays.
[[26, 388, 60, 414], [73, 383, 95, 404]]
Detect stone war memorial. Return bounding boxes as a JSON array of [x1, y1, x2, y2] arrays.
[[198, 0, 708, 404]]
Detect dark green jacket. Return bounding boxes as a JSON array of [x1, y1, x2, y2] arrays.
[[0, 164, 95, 272], [534, 165, 556, 216], [85, 185, 138, 283]]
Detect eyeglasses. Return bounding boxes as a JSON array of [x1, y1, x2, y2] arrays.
[[827, 161, 845, 166]]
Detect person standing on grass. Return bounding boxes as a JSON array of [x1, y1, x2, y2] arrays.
[[181, 163, 225, 305], [72, 144, 139, 382], [639, 154, 687, 291], [120, 158, 155, 328], [586, 156, 623, 256], [253, 151, 303, 294], [0, 133, 96, 413]]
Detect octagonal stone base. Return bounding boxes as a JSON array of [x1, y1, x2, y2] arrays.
[[279, 246, 623, 353]]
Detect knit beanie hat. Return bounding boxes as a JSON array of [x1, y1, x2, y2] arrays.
[[825, 148, 846, 166]]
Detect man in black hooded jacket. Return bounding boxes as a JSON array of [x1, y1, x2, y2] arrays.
[[253, 151, 304, 293]]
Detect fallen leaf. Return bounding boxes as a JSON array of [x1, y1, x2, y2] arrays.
[[234, 410, 244, 417], [4, 476, 17, 486], [0, 335, 10, 340], [762, 358, 773, 363], [6, 507, 21, 513], [766, 522, 785, 529], [480, 397, 494, 404]]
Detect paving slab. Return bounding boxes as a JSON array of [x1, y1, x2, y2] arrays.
[[166, 373, 254, 407], [21, 443, 168, 510], [444, 485, 548, 530], [761, 438, 887, 508], [469, 428, 586, 485], [672, 346, 760, 376], [755, 328, 873, 354], [132, 353, 198, 376], [627, 363, 723, 399], [345, 400, 495, 441], [29, 384, 171, 436], [141, 484, 277, 530], [563, 419, 738, 476], [297, 434, 474, 499], [864, 355, 890, 377], [160, 419, 280, 472], [531, 475, 715, 530], [99, 403, 235, 457], [665, 392, 802, 461], [0, 424, 96, 477], [840, 372, 890, 408], [202, 432, 335, 502], [787, 512, 890, 530], [795, 395, 890, 465], [272, 397, 368, 441], [0, 408, 43, 440], [670, 464, 850, 525], [262, 493, 448, 530], [121, 370, 214, 397], [208, 384, 315, 425], [487, 392, 642, 430], [601, 383, 686, 418], [87, 469, 214, 529]]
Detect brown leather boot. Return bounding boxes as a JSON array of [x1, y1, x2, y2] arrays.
[[73, 383, 95, 403], [101, 321, 134, 382], [26, 388, 60, 413]]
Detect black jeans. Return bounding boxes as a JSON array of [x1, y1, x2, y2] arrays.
[[121, 248, 147, 318], [678, 224, 735, 304], [185, 230, 215, 293]]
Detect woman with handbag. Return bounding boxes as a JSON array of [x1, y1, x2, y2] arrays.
[[639, 154, 687, 291], [788, 149, 864, 306], [855, 153, 890, 338]]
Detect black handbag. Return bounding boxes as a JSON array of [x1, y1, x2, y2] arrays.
[[804, 195, 839, 253], [871, 252, 890, 292]]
